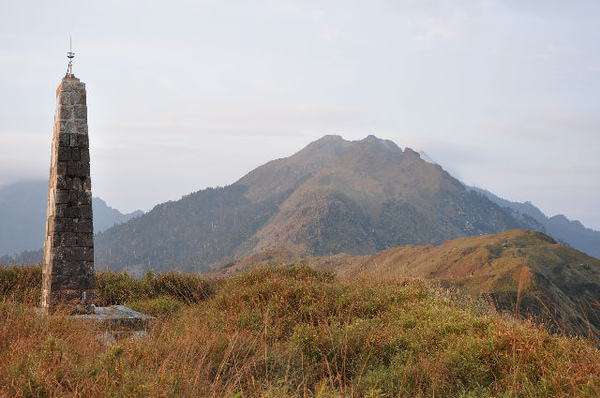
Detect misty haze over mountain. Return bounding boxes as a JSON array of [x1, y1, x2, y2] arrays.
[[0, 181, 142, 258]]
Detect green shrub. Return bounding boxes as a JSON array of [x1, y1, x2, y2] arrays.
[[0, 264, 42, 304], [127, 296, 182, 317], [0, 265, 215, 307], [145, 270, 215, 304], [95, 269, 215, 307], [95, 271, 144, 306]]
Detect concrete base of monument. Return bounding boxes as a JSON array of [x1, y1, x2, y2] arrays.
[[36, 305, 154, 347], [74, 305, 154, 329], [86, 306, 154, 347], [36, 305, 154, 329]]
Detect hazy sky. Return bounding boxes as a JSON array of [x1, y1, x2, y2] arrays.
[[1, 0, 599, 230]]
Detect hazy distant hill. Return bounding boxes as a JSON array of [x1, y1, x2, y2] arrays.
[[0, 180, 142, 258], [95, 135, 541, 273], [216, 229, 600, 339], [471, 187, 600, 259], [92, 197, 144, 233]]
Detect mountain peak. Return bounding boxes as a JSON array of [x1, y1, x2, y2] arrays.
[[299, 135, 350, 158], [356, 135, 402, 154], [314, 134, 345, 143], [96, 134, 546, 272]]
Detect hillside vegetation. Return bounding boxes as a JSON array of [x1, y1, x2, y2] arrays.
[[216, 230, 600, 341], [2, 265, 599, 397], [352, 230, 600, 339]]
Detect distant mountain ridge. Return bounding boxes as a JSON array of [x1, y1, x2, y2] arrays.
[[94, 135, 546, 273], [0, 180, 142, 258], [471, 186, 600, 259]]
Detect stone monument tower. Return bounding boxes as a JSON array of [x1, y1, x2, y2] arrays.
[[41, 43, 95, 314]]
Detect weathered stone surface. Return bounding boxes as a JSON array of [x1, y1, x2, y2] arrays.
[[80, 149, 90, 162], [75, 120, 88, 136], [41, 74, 95, 315], [80, 204, 92, 219], [66, 161, 79, 176], [55, 189, 69, 204], [74, 104, 87, 119], [59, 105, 73, 120], [56, 161, 67, 175], [70, 148, 80, 161], [57, 147, 70, 161], [75, 305, 154, 329]]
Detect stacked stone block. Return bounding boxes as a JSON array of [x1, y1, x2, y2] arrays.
[[41, 75, 95, 314]]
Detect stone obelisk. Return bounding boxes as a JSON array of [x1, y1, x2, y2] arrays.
[[41, 45, 95, 314]]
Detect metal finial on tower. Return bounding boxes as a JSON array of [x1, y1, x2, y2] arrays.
[[67, 37, 75, 78]]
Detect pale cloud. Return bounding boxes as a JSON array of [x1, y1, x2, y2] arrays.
[[94, 102, 373, 139], [321, 26, 340, 42], [483, 108, 600, 140], [479, 120, 548, 141], [411, 16, 464, 43], [0, 52, 52, 67], [381, 0, 496, 16], [311, 9, 327, 19], [0, 131, 49, 188], [538, 44, 578, 60], [266, 0, 300, 13]]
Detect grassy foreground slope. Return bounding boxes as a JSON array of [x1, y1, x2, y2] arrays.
[[215, 230, 600, 340], [350, 230, 600, 339], [1, 265, 599, 397]]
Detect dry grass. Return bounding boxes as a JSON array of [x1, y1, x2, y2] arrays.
[[1, 265, 599, 397]]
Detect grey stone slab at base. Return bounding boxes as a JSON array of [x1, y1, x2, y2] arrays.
[[35, 305, 154, 330], [74, 305, 154, 329]]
